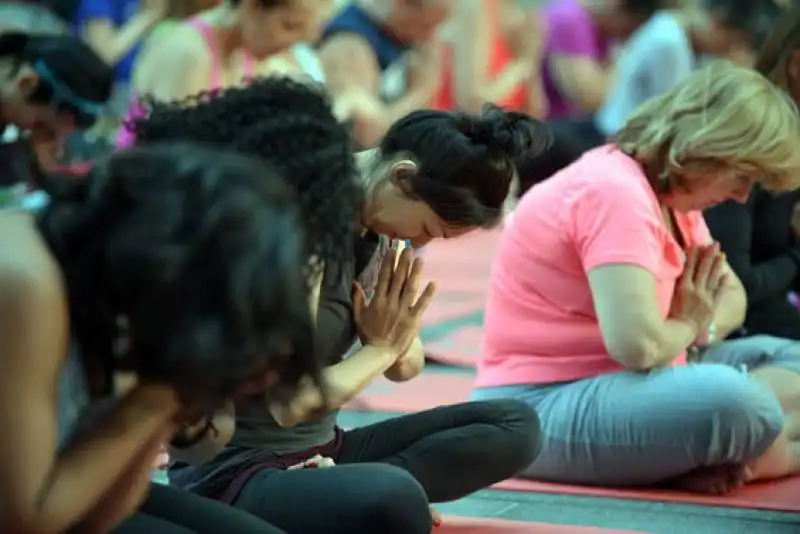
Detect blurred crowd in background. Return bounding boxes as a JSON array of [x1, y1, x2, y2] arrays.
[[0, 0, 791, 170]]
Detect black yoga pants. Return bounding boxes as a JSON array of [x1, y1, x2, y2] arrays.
[[233, 399, 541, 534], [112, 483, 284, 533]]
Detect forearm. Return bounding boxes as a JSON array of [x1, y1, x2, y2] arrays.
[[71, 426, 171, 533], [169, 402, 235, 465], [614, 318, 698, 370], [525, 75, 548, 119], [384, 337, 425, 382], [92, 13, 160, 65], [39, 387, 178, 531], [350, 88, 433, 147], [466, 60, 531, 111], [711, 278, 747, 340], [271, 344, 396, 426]]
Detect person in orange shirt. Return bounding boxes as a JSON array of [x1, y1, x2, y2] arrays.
[[435, 0, 547, 116]]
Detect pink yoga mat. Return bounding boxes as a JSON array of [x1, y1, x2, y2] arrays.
[[346, 373, 800, 513], [493, 477, 800, 513], [440, 516, 644, 533], [425, 326, 484, 367], [423, 296, 486, 326], [343, 373, 474, 413]]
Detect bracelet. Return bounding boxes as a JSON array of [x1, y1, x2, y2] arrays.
[[695, 320, 718, 347], [170, 418, 218, 449]]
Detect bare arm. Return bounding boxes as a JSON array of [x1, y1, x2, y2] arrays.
[[588, 264, 698, 370], [384, 337, 425, 382], [549, 55, 611, 112], [320, 34, 433, 147], [451, 0, 533, 113], [82, 12, 161, 66], [72, 423, 173, 534], [269, 344, 397, 427], [142, 28, 210, 102], [169, 402, 236, 465], [0, 214, 179, 533], [710, 263, 747, 340]]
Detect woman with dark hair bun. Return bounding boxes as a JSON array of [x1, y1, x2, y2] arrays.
[[132, 76, 547, 534], [0, 142, 326, 533]]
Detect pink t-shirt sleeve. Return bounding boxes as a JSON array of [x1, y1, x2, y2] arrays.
[[546, 4, 601, 58], [569, 173, 664, 275]]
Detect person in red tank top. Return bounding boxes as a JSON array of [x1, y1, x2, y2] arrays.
[[435, 0, 547, 116]]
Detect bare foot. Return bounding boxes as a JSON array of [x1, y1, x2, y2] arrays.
[[671, 464, 752, 495], [430, 507, 442, 528]]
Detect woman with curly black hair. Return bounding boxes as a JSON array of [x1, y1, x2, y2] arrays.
[[132, 77, 547, 534], [0, 142, 328, 533]]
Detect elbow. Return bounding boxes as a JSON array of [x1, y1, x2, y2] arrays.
[[383, 358, 424, 383], [604, 334, 662, 371], [269, 387, 326, 428]]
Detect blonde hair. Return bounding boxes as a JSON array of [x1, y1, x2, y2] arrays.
[[616, 60, 800, 191]]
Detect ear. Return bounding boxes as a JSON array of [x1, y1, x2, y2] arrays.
[[12, 68, 39, 97], [387, 159, 418, 193]]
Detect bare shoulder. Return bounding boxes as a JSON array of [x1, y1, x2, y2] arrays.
[[318, 32, 376, 63], [0, 212, 65, 328], [150, 25, 211, 70]]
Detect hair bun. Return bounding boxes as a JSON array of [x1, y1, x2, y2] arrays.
[[467, 104, 552, 160], [0, 31, 30, 56]]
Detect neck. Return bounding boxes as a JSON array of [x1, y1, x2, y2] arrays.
[[203, 4, 242, 55]]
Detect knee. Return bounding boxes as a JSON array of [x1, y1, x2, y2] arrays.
[[358, 464, 430, 534], [473, 399, 542, 474], [694, 367, 784, 462]]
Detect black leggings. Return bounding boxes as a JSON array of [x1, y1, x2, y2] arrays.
[[233, 399, 541, 534], [113, 483, 285, 533]]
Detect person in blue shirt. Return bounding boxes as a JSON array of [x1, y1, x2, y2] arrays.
[[77, 0, 166, 132]]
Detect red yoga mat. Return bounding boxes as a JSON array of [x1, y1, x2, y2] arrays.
[[493, 477, 800, 513], [440, 516, 643, 533], [426, 326, 484, 367]]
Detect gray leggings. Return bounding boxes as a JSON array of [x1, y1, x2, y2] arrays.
[[472, 335, 800, 486]]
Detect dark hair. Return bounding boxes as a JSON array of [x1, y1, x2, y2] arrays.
[[619, 0, 666, 18], [378, 104, 551, 228], [131, 77, 362, 271], [756, 4, 800, 85], [706, 0, 783, 48], [37, 143, 319, 406], [0, 32, 112, 128]]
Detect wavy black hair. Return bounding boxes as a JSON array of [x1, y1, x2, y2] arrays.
[[0, 31, 112, 129], [131, 77, 362, 272], [37, 143, 319, 406], [379, 104, 551, 228]]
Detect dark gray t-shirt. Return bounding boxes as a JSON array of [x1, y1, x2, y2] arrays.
[[170, 232, 390, 498]]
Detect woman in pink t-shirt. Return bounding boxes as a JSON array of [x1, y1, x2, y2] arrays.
[[473, 61, 800, 494]]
